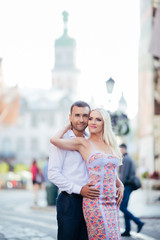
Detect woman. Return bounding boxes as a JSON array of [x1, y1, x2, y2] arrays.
[[50, 108, 124, 240], [30, 159, 43, 205]]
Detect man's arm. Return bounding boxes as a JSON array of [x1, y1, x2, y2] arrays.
[[119, 158, 131, 184], [48, 145, 82, 194], [48, 145, 100, 198], [80, 184, 100, 198]]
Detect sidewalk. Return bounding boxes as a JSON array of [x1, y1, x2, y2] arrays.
[[34, 188, 160, 218], [119, 189, 160, 240], [2, 188, 159, 240], [41, 189, 160, 240], [124, 188, 160, 218]]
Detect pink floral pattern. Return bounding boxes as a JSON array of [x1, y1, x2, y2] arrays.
[[83, 152, 121, 240]]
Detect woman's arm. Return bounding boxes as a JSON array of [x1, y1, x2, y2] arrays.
[[116, 175, 124, 207], [50, 124, 85, 152], [50, 123, 71, 141]]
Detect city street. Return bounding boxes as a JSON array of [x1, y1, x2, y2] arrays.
[[0, 189, 160, 240], [0, 189, 57, 240]]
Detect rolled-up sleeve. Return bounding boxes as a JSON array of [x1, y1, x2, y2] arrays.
[[48, 145, 81, 194]]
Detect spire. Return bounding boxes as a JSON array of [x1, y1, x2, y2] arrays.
[[55, 11, 75, 47], [118, 92, 127, 113], [62, 11, 69, 35]]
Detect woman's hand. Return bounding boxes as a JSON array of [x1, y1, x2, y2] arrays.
[[50, 120, 72, 145], [50, 121, 85, 152], [116, 185, 124, 207], [65, 120, 72, 132]]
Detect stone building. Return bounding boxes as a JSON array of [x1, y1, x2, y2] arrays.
[[0, 11, 78, 166], [0, 58, 19, 128], [52, 11, 79, 95], [138, 0, 160, 174]]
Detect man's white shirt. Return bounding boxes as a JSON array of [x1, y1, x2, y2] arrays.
[[48, 129, 89, 194]]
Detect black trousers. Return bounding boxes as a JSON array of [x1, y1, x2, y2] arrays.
[[56, 192, 88, 240]]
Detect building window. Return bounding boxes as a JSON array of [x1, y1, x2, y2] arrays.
[[17, 138, 25, 153], [2, 138, 11, 155], [40, 115, 47, 123], [48, 114, 54, 127], [31, 138, 39, 151], [31, 114, 38, 127]]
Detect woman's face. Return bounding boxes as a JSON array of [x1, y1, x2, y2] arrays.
[[88, 110, 104, 134]]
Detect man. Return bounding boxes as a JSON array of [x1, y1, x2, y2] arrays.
[[119, 143, 145, 237], [48, 101, 99, 240]]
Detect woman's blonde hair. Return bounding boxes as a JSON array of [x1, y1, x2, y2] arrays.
[[92, 108, 122, 164]]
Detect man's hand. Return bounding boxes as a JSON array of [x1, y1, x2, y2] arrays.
[[80, 183, 100, 199], [116, 185, 124, 207]]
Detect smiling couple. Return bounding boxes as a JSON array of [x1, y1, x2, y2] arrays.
[[48, 100, 124, 240]]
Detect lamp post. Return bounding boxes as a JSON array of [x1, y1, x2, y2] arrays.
[[105, 77, 115, 111], [105, 78, 129, 136], [105, 77, 115, 94]]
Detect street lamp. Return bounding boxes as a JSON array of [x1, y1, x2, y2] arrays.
[[105, 78, 129, 135], [105, 77, 115, 94], [105, 78, 115, 111]]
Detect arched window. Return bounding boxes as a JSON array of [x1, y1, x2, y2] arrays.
[[17, 138, 25, 152], [31, 114, 38, 127], [31, 138, 39, 151], [2, 138, 11, 155]]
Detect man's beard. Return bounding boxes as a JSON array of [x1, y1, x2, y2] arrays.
[[72, 124, 87, 132]]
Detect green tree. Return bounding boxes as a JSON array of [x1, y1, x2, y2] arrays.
[[0, 162, 9, 173], [14, 163, 29, 173]]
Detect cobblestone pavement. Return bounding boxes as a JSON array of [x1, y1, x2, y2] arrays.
[[0, 208, 57, 239], [120, 218, 160, 240], [0, 189, 160, 240]]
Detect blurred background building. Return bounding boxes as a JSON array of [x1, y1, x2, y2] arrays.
[[0, 11, 77, 166], [138, 0, 160, 174], [52, 11, 79, 95], [0, 1, 160, 180], [0, 58, 19, 128]]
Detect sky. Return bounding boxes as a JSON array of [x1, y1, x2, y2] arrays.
[[0, 0, 140, 119]]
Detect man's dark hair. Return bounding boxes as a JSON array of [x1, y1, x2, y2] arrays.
[[70, 101, 91, 114], [119, 143, 127, 149]]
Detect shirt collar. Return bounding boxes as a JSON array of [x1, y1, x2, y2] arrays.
[[68, 129, 88, 138]]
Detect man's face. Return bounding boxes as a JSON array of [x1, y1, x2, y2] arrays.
[[69, 106, 90, 133]]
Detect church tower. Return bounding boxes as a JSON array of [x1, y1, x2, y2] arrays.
[[52, 11, 78, 94]]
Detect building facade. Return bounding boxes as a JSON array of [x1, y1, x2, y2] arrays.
[[138, 0, 160, 174], [0, 58, 19, 128], [52, 11, 79, 95], [0, 11, 78, 166]]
